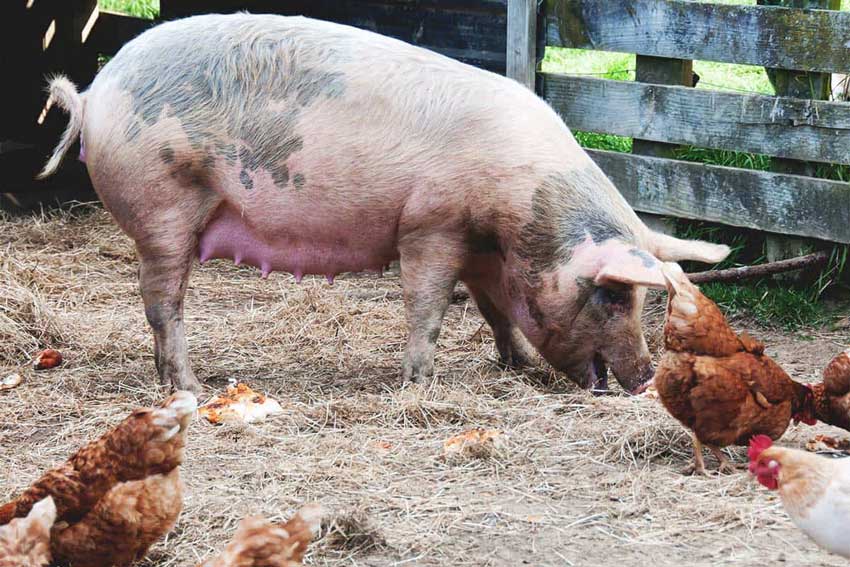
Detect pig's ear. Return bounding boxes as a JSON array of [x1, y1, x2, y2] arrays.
[[594, 245, 666, 289], [649, 231, 730, 264]]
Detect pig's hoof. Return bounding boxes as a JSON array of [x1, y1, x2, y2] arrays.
[[402, 359, 434, 385], [498, 350, 531, 370]]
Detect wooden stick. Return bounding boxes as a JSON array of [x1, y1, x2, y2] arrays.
[[688, 250, 830, 284]]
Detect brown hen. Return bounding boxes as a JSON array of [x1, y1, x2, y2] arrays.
[[812, 348, 850, 431], [0, 498, 56, 567], [654, 263, 815, 475], [199, 504, 323, 567], [0, 391, 196, 567]]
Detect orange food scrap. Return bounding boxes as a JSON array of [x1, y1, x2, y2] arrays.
[[199, 383, 283, 424]]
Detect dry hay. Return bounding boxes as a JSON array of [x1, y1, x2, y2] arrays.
[[1, 204, 849, 566]]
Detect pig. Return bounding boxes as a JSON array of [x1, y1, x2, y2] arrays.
[[38, 14, 728, 395]]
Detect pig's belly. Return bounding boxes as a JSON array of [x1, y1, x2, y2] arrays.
[[198, 205, 399, 281]]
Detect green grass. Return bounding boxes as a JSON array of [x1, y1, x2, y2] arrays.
[[98, 0, 159, 19], [700, 282, 824, 329], [672, 220, 848, 329]]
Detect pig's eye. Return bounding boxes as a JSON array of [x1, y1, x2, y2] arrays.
[[592, 286, 631, 307]]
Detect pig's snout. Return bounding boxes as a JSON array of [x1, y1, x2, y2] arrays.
[[620, 360, 654, 396]]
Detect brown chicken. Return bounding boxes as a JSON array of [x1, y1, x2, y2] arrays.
[[0, 498, 56, 567], [654, 263, 816, 475], [812, 348, 850, 431], [0, 391, 196, 567], [199, 504, 323, 567]]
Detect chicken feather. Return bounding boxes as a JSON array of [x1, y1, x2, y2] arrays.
[[0, 498, 56, 567], [750, 436, 850, 558]]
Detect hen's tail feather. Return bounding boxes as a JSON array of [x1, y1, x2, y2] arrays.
[[37, 75, 84, 179]]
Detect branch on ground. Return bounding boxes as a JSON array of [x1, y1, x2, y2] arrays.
[[688, 250, 830, 284]]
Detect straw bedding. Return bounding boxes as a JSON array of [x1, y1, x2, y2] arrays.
[[0, 205, 847, 566]]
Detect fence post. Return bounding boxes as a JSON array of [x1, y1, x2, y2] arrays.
[[757, 0, 840, 268], [506, 0, 537, 90], [632, 55, 696, 236]]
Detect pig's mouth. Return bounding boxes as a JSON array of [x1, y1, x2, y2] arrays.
[[588, 354, 608, 396], [588, 353, 653, 396]]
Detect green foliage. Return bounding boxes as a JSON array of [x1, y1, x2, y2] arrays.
[[541, 48, 634, 80], [693, 61, 774, 95], [700, 281, 824, 329], [673, 147, 771, 171], [98, 0, 159, 19], [573, 132, 632, 153], [671, 219, 849, 329]]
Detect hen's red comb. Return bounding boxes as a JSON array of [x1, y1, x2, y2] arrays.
[[748, 435, 773, 462]]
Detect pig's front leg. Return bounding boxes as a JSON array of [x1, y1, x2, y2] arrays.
[[466, 284, 533, 368], [399, 234, 463, 383], [139, 249, 202, 394]]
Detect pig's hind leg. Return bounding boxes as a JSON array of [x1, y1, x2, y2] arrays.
[[466, 285, 534, 369], [398, 234, 464, 383], [139, 244, 201, 394], [96, 174, 212, 394]]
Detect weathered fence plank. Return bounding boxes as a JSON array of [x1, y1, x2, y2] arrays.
[[588, 149, 850, 243], [546, 0, 850, 74], [757, 0, 838, 260], [506, 0, 537, 90], [543, 73, 850, 165], [630, 55, 695, 236]]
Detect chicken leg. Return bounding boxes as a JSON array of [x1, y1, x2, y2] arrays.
[[682, 434, 707, 476]]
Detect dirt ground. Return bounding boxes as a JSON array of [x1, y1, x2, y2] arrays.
[[1, 205, 848, 566]]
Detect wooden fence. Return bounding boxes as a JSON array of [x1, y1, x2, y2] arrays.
[[4, 0, 850, 246], [512, 0, 850, 244]]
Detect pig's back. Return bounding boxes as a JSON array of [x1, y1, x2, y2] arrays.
[[86, 13, 570, 181], [80, 14, 581, 280]]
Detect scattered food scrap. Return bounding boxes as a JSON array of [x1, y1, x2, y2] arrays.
[[806, 434, 850, 453], [443, 428, 505, 458], [33, 349, 62, 370], [0, 373, 22, 391], [199, 382, 283, 424], [369, 440, 393, 452], [639, 381, 659, 400]]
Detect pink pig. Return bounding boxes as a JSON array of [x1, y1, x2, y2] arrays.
[[39, 15, 727, 394]]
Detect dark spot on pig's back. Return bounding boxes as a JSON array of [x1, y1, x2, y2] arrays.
[[106, 15, 347, 188], [240, 170, 254, 191], [200, 152, 216, 170], [293, 173, 306, 190], [170, 160, 208, 187], [158, 144, 175, 164]]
